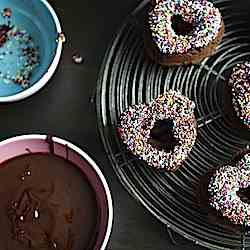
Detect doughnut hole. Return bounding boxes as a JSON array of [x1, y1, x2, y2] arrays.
[[171, 15, 194, 35], [237, 187, 250, 203], [148, 119, 179, 152]]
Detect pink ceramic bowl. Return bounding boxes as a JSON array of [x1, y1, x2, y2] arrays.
[[0, 134, 113, 250]]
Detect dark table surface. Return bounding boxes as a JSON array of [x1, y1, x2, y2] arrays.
[[0, 0, 207, 249]]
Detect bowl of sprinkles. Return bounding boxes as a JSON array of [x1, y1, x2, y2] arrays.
[[0, 0, 64, 102]]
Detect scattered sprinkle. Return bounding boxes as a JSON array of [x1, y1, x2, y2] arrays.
[[72, 53, 84, 64], [0, 8, 40, 88], [57, 32, 66, 43], [34, 209, 39, 219], [2, 8, 12, 18]]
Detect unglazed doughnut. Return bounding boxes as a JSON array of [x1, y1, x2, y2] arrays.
[[228, 62, 250, 129], [208, 152, 250, 226], [117, 90, 197, 171], [144, 0, 224, 66]]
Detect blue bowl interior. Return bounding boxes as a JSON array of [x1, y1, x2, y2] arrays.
[[0, 0, 59, 97]]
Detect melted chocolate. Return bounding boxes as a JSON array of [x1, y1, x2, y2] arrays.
[[8, 186, 56, 248], [65, 144, 69, 160], [0, 153, 99, 250], [25, 148, 32, 154], [46, 136, 54, 154]]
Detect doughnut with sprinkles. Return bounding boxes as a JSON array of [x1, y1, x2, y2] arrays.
[[228, 62, 250, 129], [208, 152, 250, 226], [117, 90, 197, 171], [144, 0, 225, 66]]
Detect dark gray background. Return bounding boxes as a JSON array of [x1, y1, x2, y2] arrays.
[[0, 0, 207, 249]]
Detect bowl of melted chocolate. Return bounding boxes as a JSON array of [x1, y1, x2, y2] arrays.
[[0, 135, 113, 250], [0, 0, 64, 102]]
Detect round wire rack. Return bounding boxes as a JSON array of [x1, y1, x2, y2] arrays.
[[96, 0, 250, 249]]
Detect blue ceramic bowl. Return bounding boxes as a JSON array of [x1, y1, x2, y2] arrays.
[[0, 0, 63, 102]]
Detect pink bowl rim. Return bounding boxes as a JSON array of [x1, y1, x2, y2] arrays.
[[0, 134, 113, 250]]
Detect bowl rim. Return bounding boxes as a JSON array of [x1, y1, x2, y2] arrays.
[[0, 0, 63, 103], [0, 134, 113, 250]]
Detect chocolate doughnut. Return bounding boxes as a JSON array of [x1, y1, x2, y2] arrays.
[[208, 152, 250, 226], [144, 0, 224, 66], [228, 62, 250, 130], [117, 90, 197, 171]]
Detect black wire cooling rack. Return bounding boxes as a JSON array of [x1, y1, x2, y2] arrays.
[[96, 0, 250, 249]]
